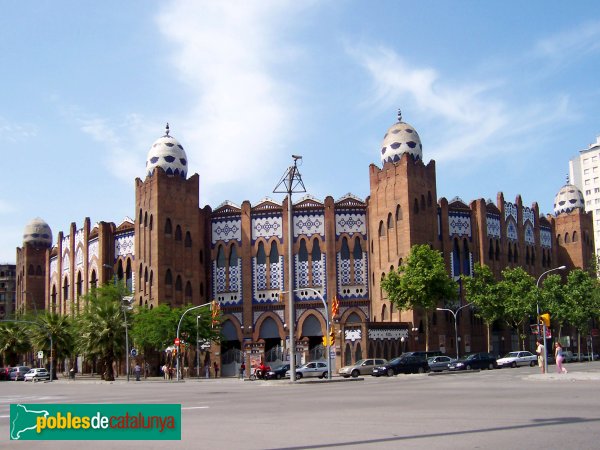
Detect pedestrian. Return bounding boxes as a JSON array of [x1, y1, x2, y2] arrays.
[[162, 364, 168, 380], [134, 364, 141, 381], [555, 342, 568, 374], [536, 339, 546, 374], [168, 365, 173, 381], [239, 362, 245, 380], [205, 364, 210, 379], [213, 361, 219, 378]]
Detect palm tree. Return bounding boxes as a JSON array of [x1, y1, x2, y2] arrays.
[[76, 283, 128, 381], [28, 312, 75, 377], [0, 322, 31, 366]]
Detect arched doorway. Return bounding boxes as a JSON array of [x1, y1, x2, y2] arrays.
[[302, 315, 325, 361], [220, 320, 243, 377], [259, 317, 284, 364]]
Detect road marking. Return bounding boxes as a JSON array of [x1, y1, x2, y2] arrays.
[[181, 406, 209, 410]]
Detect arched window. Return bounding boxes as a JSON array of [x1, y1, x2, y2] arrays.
[[149, 215, 153, 230], [462, 239, 470, 275], [488, 239, 494, 260], [414, 198, 419, 213], [299, 239, 308, 262], [28, 264, 34, 275], [229, 245, 238, 267], [564, 233, 570, 244], [36, 265, 43, 276], [175, 276, 182, 291], [311, 239, 321, 261], [257, 242, 267, 264], [557, 234, 562, 245], [63, 277, 69, 300], [427, 191, 433, 207], [175, 225, 182, 241], [526, 247, 530, 265], [421, 195, 426, 210], [572, 231, 578, 242], [185, 282, 192, 299], [216, 245, 226, 268], [513, 244, 518, 263], [139, 209, 143, 224], [77, 272, 83, 297], [508, 245, 513, 262], [185, 232, 192, 247], [165, 218, 172, 235], [542, 250, 547, 268], [353, 237, 363, 260], [165, 269, 173, 285], [531, 248, 535, 266], [495, 240, 500, 261], [452, 239, 461, 275], [269, 241, 279, 264], [90, 271, 97, 289], [340, 237, 350, 260], [387, 213, 394, 229], [396, 204, 402, 221], [144, 212, 148, 227], [125, 259, 133, 292], [381, 304, 387, 321], [378, 221, 385, 237]]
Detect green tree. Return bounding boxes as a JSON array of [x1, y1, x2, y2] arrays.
[[0, 322, 31, 366], [462, 264, 503, 352], [381, 244, 458, 350], [539, 274, 567, 338], [498, 267, 536, 350], [27, 312, 75, 375], [564, 269, 600, 356], [75, 283, 130, 381]]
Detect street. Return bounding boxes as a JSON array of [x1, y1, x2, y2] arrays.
[[2, 362, 600, 449]]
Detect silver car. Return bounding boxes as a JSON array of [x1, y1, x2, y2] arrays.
[[496, 351, 537, 368], [285, 361, 329, 380], [339, 359, 388, 378]]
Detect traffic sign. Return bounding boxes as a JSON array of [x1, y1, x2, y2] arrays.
[[174, 338, 180, 346], [130, 348, 138, 357], [37, 351, 43, 359]]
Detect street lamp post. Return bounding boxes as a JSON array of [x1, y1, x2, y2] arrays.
[[274, 155, 306, 382], [196, 315, 201, 378], [536, 265, 566, 374], [437, 303, 473, 360], [176, 302, 213, 381]]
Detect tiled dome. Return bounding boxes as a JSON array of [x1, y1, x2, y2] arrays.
[[23, 217, 52, 248], [146, 123, 188, 179], [380, 112, 422, 164], [553, 184, 585, 216]]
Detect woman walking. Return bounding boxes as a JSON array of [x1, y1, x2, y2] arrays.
[[555, 342, 568, 374]]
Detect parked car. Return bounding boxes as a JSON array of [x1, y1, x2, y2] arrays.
[[285, 361, 328, 379], [339, 358, 388, 378], [581, 353, 599, 361], [266, 363, 294, 380], [372, 355, 429, 377], [9, 366, 31, 381], [24, 368, 50, 382], [427, 355, 455, 372], [402, 351, 442, 359], [496, 351, 537, 368], [448, 353, 497, 371], [573, 353, 587, 362], [562, 350, 574, 363]]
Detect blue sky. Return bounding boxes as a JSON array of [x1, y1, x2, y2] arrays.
[[1, 1, 600, 263]]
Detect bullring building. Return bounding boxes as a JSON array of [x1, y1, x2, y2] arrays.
[[15, 115, 594, 376]]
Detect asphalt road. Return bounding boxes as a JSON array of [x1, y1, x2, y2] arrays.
[[2, 362, 600, 449]]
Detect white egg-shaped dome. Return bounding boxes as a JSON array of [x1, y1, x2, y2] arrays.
[[146, 124, 188, 179], [23, 217, 52, 248], [553, 184, 585, 216], [380, 113, 422, 164]]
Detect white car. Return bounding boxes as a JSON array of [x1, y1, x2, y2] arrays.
[[24, 368, 50, 382], [285, 361, 328, 379], [496, 351, 537, 368]]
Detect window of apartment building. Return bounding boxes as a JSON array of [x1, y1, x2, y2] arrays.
[[585, 179, 590, 185], [584, 158, 589, 164], [587, 200, 592, 206], [594, 167, 599, 173], [596, 199, 600, 204], [593, 156, 598, 162], [586, 190, 592, 195], [585, 168, 590, 175], [596, 209, 600, 215], [595, 188, 600, 193], [595, 177, 600, 184]]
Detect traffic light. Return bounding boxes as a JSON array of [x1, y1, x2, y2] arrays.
[[322, 336, 328, 346], [331, 295, 339, 317], [539, 313, 550, 328], [329, 326, 335, 346]]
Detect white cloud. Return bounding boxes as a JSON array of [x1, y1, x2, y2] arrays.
[[155, 1, 307, 205], [534, 20, 600, 61], [0, 117, 36, 141], [0, 198, 15, 214], [348, 43, 572, 164]]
